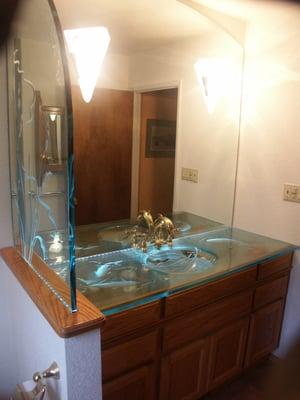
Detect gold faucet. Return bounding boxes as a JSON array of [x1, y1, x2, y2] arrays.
[[129, 210, 176, 252]]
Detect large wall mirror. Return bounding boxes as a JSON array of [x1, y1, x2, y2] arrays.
[[58, 0, 244, 258]]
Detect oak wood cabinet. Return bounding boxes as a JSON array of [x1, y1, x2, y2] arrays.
[[101, 253, 293, 400], [103, 364, 156, 400], [160, 337, 209, 400], [245, 299, 285, 367], [208, 317, 249, 391]]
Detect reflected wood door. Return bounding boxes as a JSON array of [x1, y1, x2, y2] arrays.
[[72, 86, 133, 225], [103, 364, 156, 400], [245, 300, 284, 367], [160, 337, 209, 400], [139, 90, 177, 215], [208, 318, 249, 391]]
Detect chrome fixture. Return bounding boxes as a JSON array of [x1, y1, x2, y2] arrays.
[[33, 362, 60, 383], [129, 211, 176, 252]]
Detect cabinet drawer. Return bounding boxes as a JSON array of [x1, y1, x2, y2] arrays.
[[254, 275, 289, 310], [102, 301, 161, 343], [102, 330, 159, 382], [257, 253, 293, 281], [163, 290, 253, 353], [165, 269, 256, 317]]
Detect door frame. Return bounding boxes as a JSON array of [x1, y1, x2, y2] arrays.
[[130, 80, 182, 219]]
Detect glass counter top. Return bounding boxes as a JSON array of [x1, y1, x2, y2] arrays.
[[50, 226, 295, 314]]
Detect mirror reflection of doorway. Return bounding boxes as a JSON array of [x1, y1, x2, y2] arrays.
[[73, 86, 178, 226], [138, 88, 178, 216]]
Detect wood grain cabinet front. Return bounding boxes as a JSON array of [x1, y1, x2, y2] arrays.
[[208, 318, 249, 391], [160, 337, 209, 400], [245, 299, 285, 367], [101, 253, 293, 400], [103, 364, 156, 400]]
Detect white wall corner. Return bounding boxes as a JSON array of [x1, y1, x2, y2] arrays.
[[65, 329, 102, 400]]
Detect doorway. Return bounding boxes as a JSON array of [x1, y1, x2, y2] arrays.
[[138, 88, 178, 216]]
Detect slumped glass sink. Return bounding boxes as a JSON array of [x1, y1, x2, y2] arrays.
[[144, 245, 217, 275], [52, 226, 294, 312], [97, 224, 137, 243], [76, 258, 154, 292]]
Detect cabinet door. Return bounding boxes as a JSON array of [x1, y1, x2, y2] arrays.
[[245, 300, 284, 367], [160, 338, 209, 400], [208, 318, 249, 391], [103, 364, 156, 400]]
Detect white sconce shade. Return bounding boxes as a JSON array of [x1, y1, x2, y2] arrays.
[[64, 27, 111, 103], [194, 58, 232, 113], [49, 113, 57, 122]]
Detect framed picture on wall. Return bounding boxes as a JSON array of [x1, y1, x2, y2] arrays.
[[145, 119, 176, 158]]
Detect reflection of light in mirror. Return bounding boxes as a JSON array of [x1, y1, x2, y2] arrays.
[[50, 113, 56, 122], [243, 59, 300, 123], [64, 27, 111, 103], [49, 233, 63, 254], [194, 58, 236, 113]]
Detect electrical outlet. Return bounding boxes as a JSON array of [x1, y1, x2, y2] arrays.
[[283, 183, 300, 203], [182, 167, 198, 183]]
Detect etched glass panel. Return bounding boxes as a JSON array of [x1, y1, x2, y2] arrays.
[[7, 0, 76, 311]]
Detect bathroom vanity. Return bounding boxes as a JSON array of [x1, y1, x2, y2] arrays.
[[40, 216, 294, 399], [3, 1, 298, 400], [100, 249, 293, 400]]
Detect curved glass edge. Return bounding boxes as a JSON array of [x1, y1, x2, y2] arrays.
[[6, 0, 76, 312], [48, 0, 77, 312]]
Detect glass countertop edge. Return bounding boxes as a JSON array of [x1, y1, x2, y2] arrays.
[[100, 245, 296, 316], [102, 292, 168, 316]]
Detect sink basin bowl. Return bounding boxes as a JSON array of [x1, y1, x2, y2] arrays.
[[76, 258, 155, 294], [97, 224, 136, 243], [173, 220, 192, 233], [145, 245, 216, 275]]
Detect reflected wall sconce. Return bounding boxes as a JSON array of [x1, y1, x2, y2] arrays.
[[194, 58, 232, 113], [64, 27, 111, 103]]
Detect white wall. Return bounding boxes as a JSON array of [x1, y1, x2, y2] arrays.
[[129, 32, 243, 225], [0, 260, 102, 400], [233, 2, 300, 357]]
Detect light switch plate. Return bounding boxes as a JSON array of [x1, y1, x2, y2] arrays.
[[182, 167, 198, 183], [283, 183, 300, 203]]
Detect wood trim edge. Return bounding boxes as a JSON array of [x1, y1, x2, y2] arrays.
[[0, 247, 105, 338]]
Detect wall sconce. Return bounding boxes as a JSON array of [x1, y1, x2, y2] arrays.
[[64, 27, 111, 103], [194, 58, 232, 113]]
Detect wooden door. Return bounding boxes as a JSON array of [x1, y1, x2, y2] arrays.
[[103, 364, 156, 400], [160, 337, 209, 400], [139, 89, 177, 215], [207, 318, 249, 391], [72, 86, 133, 225], [245, 300, 284, 367]]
